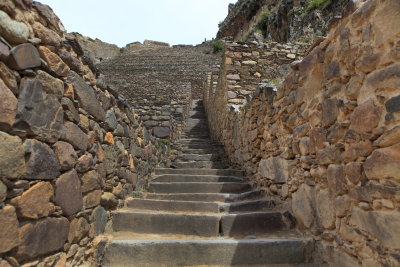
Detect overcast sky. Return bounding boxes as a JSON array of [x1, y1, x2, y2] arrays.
[[38, 0, 236, 47]]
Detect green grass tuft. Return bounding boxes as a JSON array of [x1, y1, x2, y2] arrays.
[[211, 40, 225, 54]]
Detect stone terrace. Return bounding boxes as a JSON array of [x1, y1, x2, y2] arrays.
[[98, 45, 220, 139]]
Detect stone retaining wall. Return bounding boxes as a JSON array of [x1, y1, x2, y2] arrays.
[[0, 1, 170, 266], [205, 0, 400, 266]]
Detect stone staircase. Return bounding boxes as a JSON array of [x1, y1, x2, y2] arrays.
[[98, 100, 315, 266]]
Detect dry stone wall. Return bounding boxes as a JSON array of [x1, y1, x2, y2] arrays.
[[0, 1, 170, 266], [205, 0, 400, 266]]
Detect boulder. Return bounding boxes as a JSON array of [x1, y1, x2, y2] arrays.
[[363, 144, 400, 181], [18, 217, 69, 259], [0, 205, 20, 253], [0, 78, 17, 131], [66, 71, 105, 121], [10, 182, 55, 219], [54, 169, 83, 216], [8, 43, 41, 70], [24, 139, 61, 180], [0, 131, 25, 179], [14, 78, 64, 143], [0, 10, 29, 44]]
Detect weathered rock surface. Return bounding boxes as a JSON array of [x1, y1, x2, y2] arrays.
[[8, 43, 41, 70], [258, 157, 294, 183], [53, 141, 78, 171], [38, 46, 70, 77], [32, 22, 61, 47], [0, 131, 25, 179], [81, 170, 100, 193], [10, 182, 55, 219], [90, 206, 107, 236], [36, 70, 64, 99], [62, 121, 88, 151], [14, 78, 64, 143], [54, 169, 83, 216], [68, 217, 89, 244], [18, 217, 69, 258], [363, 144, 400, 181], [24, 139, 60, 180], [0, 10, 29, 44], [0, 205, 20, 253], [0, 78, 17, 131]]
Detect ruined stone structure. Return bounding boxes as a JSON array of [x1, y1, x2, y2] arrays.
[[206, 0, 400, 265]]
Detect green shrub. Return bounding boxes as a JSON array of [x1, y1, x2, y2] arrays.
[[306, 0, 332, 11], [211, 40, 225, 54]]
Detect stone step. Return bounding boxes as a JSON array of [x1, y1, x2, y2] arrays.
[[112, 210, 219, 236], [155, 168, 244, 177], [145, 189, 264, 202], [221, 212, 290, 236], [102, 238, 314, 266], [171, 161, 229, 169], [176, 139, 219, 145], [180, 148, 224, 154], [152, 174, 244, 183], [219, 200, 276, 213], [148, 182, 252, 194], [125, 198, 219, 213], [174, 143, 223, 149]]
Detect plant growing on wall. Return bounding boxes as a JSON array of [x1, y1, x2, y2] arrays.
[[211, 40, 225, 54]]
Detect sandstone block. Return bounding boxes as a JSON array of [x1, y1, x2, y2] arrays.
[[258, 157, 295, 184], [363, 144, 400, 181], [0, 78, 17, 131], [0, 205, 20, 253], [53, 141, 78, 171], [350, 208, 400, 249], [18, 217, 69, 259], [68, 217, 89, 244], [55, 169, 83, 216], [38, 46, 70, 77], [24, 139, 60, 180], [0, 10, 29, 44], [0, 131, 25, 179], [10, 182, 55, 219], [32, 22, 61, 47], [66, 71, 105, 121], [62, 121, 88, 151], [8, 43, 41, 70], [350, 99, 381, 134], [36, 70, 64, 99], [15, 78, 64, 143], [81, 170, 100, 193]]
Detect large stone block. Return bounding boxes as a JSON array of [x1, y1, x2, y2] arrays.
[[53, 141, 78, 171], [350, 99, 381, 134], [8, 43, 41, 71], [38, 46, 70, 77], [327, 164, 347, 196], [36, 70, 64, 99], [350, 208, 400, 249], [374, 125, 400, 147], [363, 144, 400, 181], [14, 78, 64, 143], [55, 169, 83, 216], [18, 217, 69, 259], [321, 99, 339, 127], [10, 182, 55, 219], [62, 121, 88, 151], [0, 205, 20, 253], [0, 78, 17, 131], [32, 22, 61, 47], [0, 131, 25, 179], [0, 10, 29, 44], [258, 157, 294, 184], [291, 184, 316, 229], [316, 189, 335, 229], [24, 139, 60, 180], [90, 206, 107, 237], [66, 71, 105, 121], [81, 170, 101, 193]]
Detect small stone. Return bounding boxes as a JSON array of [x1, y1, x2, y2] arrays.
[[0, 205, 19, 253], [62, 121, 88, 151], [38, 46, 70, 77], [322, 99, 339, 127], [68, 217, 89, 244], [58, 49, 81, 73], [83, 190, 102, 209], [18, 217, 69, 259], [53, 141, 78, 171], [242, 60, 257, 65], [350, 99, 381, 134], [112, 183, 124, 199], [364, 144, 400, 181], [105, 109, 118, 130], [0, 131, 25, 179], [153, 127, 170, 138], [227, 74, 240, 80], [0, 62, 18, 93], [24, 139, 61, 180], [55, 169, 83, 216], [32, 22, 61, 47], [345, 162, 362, 185], [76, 153, 93, 173], [79, 114, 89, 132], [36, 70, 64, 99], [100, 192, 118, 209], [0, 259, 13, 267], [82, 170, 100, 193], [286, 54, 296, 59], [61, 97, 79, 123], [10, 182, 55, 219], [0, 180, 6, 202], [0, 10, 29, 44], [64, 83, 74, 100], [8, 43, 41, 70], [104, 132, 115, 145], [0, 78, 17, 131], [14, 78, 64, 143]]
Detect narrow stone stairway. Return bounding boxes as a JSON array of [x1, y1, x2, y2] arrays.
[[99, 100, 315, 266]]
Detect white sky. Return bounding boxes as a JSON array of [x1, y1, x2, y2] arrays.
[[37, 0, 236, 47]]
